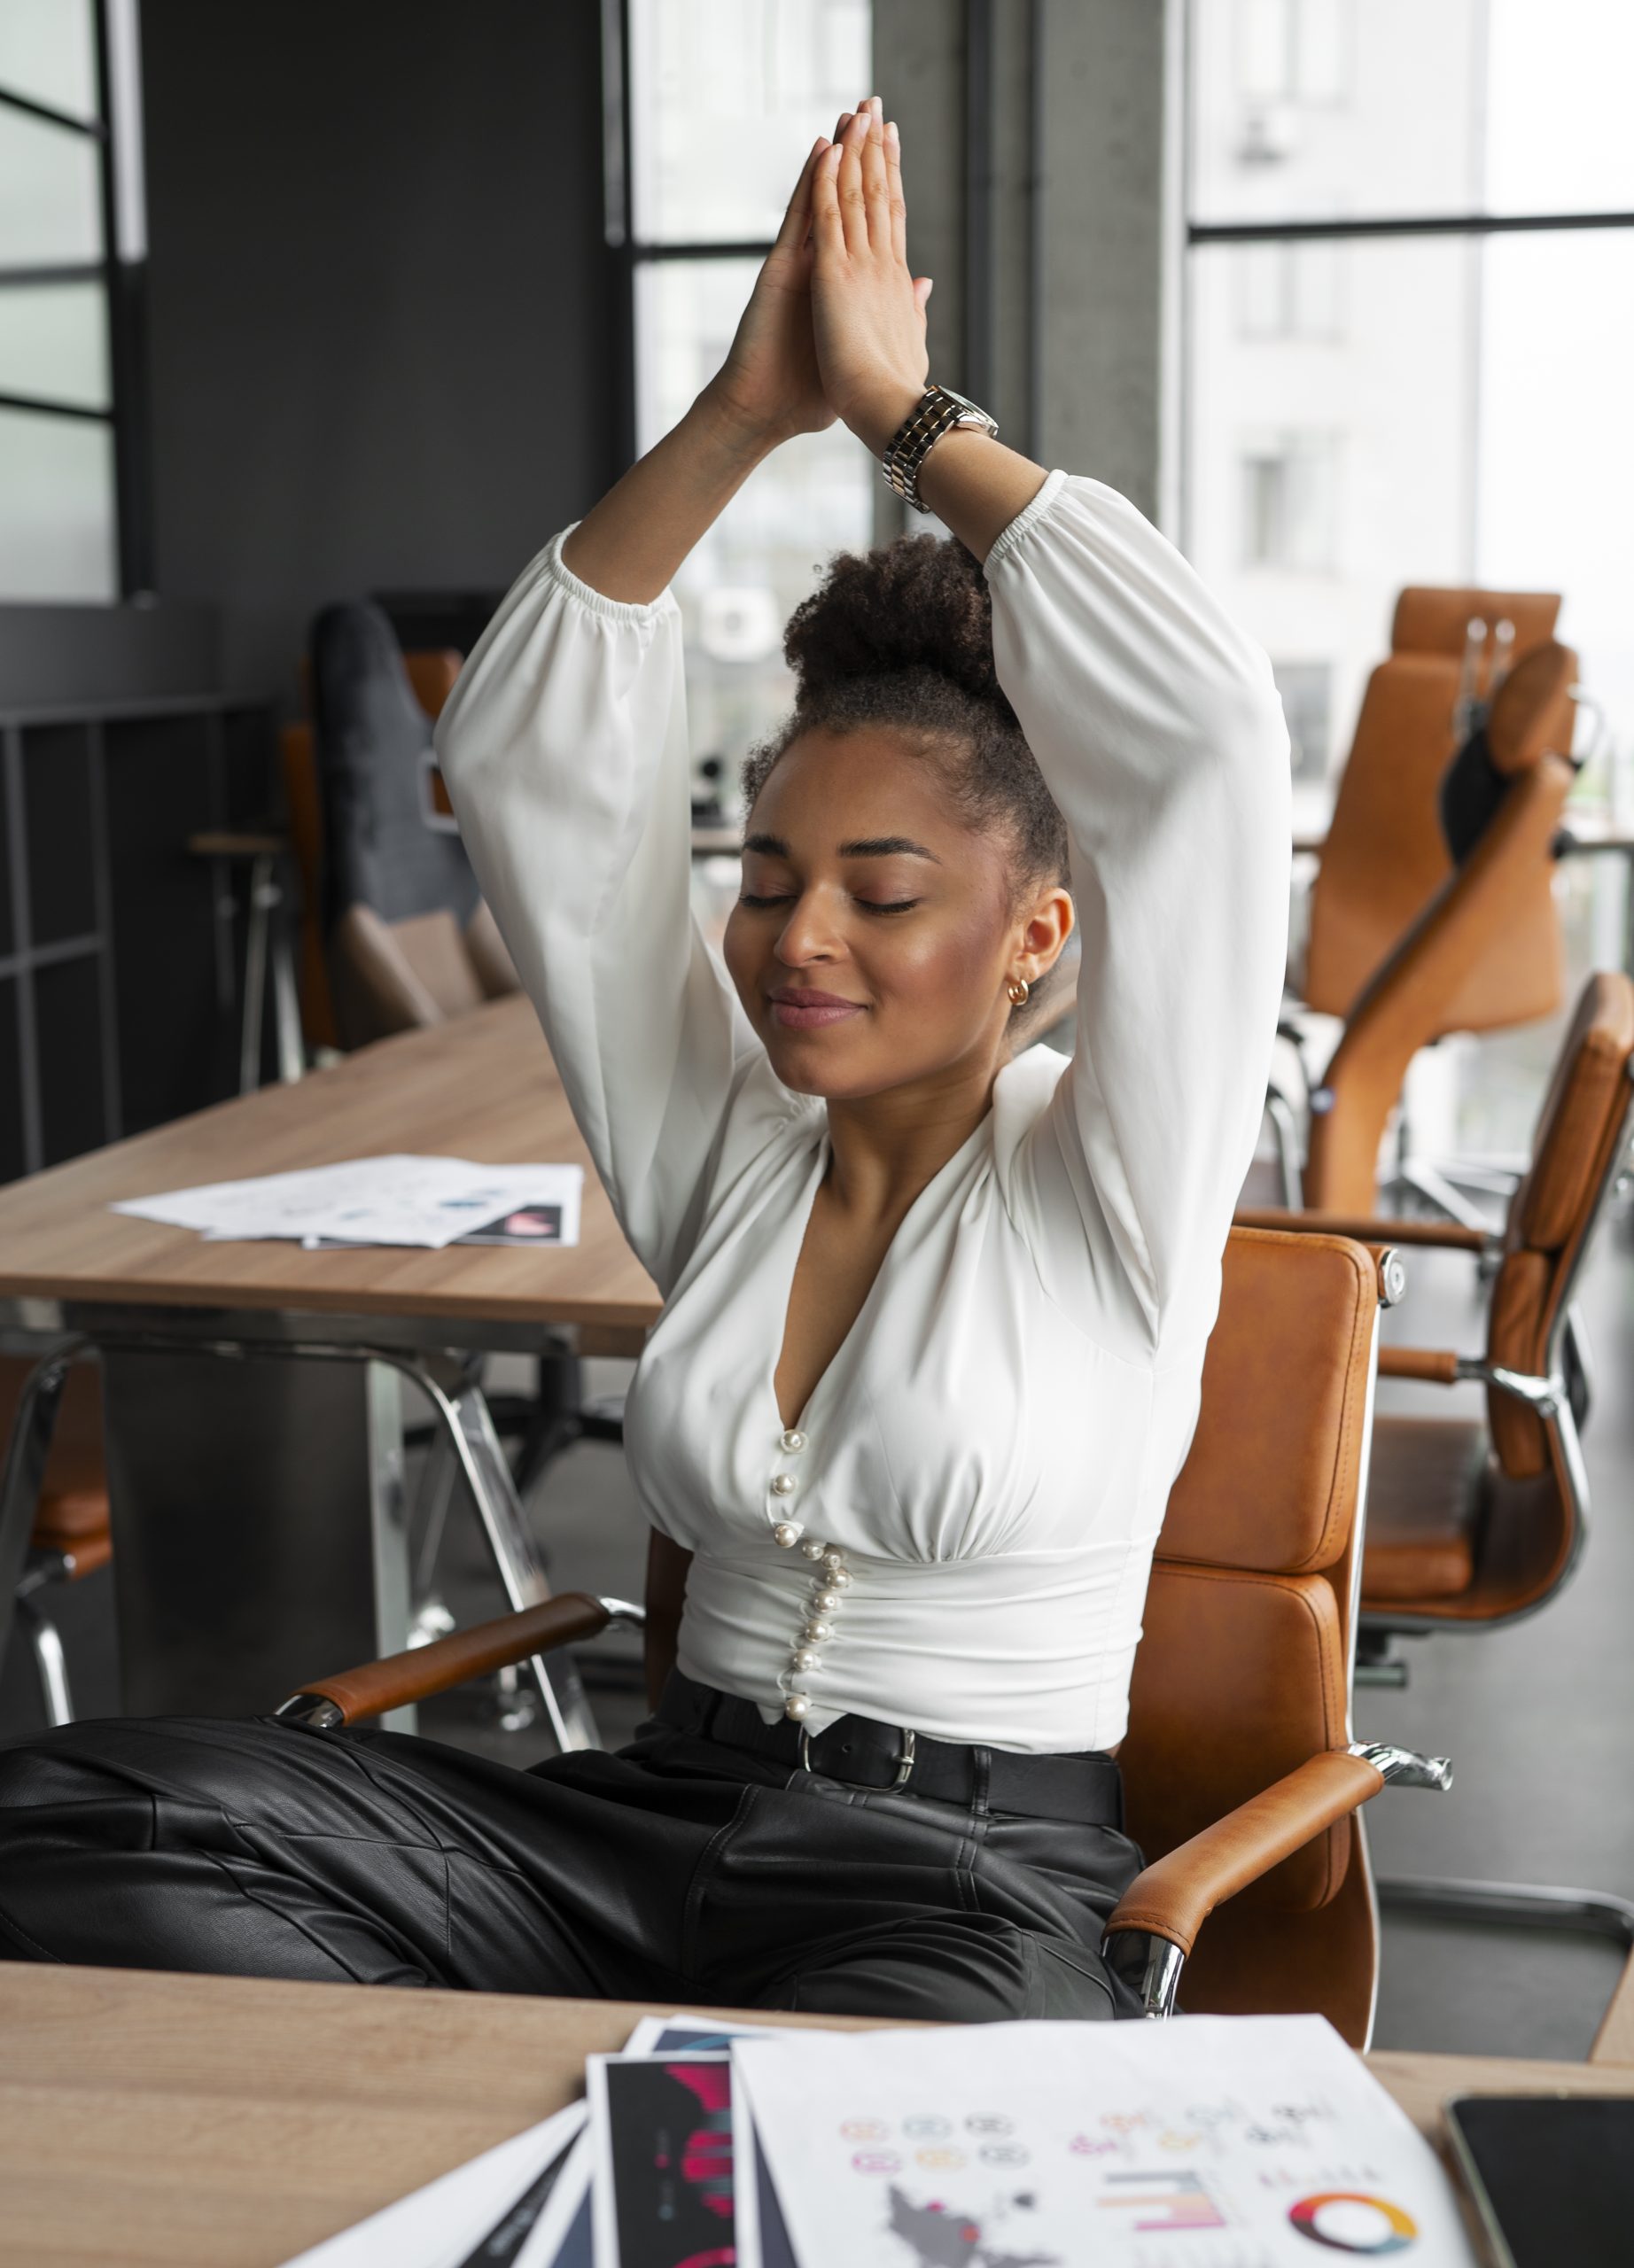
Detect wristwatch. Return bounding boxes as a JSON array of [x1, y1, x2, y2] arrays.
[[881, 384, 1000, 515]]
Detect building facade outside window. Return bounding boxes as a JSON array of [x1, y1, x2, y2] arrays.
[[1184, 0, 1634, 816], [616, 0, 874, 832], [0, 0, 147, 602]]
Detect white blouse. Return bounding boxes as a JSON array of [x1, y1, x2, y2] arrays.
[[435, 470, 1290, 1755]]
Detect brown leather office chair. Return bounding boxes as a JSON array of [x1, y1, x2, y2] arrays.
[[276, 1226, 1450, 2048], [1297, 588, 1562, 1022], [0, 1354, 110, 1727], [1240, 971, 1634, 1955], [1284, 640, 1578, 1215]]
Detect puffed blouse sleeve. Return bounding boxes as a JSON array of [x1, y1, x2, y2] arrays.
[[432, 530, 783, 1298], [985, 471, 1291, 1358]]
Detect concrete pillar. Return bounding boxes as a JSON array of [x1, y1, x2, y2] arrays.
[[873, 0, 1170, 524]]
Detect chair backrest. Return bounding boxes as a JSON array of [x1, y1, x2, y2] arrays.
[[1304, 587, 1563, 1019], [1120, 1227, 1382, 2043], [1304, 648, 1578, 1213], [282, 641, 467, 1052], [1391, 586, 1561, 671], [1486, 971, 1634, 1480], [1304, 654, 1463, 1017]]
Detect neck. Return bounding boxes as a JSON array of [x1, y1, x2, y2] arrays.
[[821, 1052, 1007, 1223]]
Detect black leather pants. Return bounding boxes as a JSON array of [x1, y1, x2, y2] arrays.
[[0, 1700, 1144, 2023]]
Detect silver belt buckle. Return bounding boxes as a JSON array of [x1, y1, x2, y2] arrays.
[[800, 1722, 917, 1791]]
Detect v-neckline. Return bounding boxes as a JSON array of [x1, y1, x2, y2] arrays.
[[770, 1106, 996, 1436]]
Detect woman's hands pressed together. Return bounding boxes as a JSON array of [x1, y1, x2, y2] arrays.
[[807, 99, 935, 456], [562, 97, 1041, 602], [704, 99, 932, 454]]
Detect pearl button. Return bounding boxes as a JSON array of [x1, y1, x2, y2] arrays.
[[799, 1537, 827, 1562], [784, 1693, 812, 1720], [821, 1547, 846, 1571], [826, 1565, 852, 1588], [804, 1619, 831, 1642], [780, 1429, 806, 1453], [793, 1646, 822, 1671], [772, 1521, 802, 1548], [813, 1586, 842, 1613], [770, 1472, 797, 1497]]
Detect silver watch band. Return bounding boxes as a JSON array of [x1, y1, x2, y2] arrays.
[[881, 385, 1000, 515]]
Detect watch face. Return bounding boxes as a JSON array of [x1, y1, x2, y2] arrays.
[[936, 384, 994, 430]]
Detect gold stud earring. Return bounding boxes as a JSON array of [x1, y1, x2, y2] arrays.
[[1007, 977, 1031, 1006]]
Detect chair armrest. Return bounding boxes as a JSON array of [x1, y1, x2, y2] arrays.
[[1104, 1749, 1386, 1959], [1234, 1206, 1492, 1254], [276, 1591, 636, 1727], [1378, 1346, 1464, 1383]]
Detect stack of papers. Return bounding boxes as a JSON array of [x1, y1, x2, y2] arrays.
[[284, 2011, 1479, 2266], [112, 1155, 584, 1251]]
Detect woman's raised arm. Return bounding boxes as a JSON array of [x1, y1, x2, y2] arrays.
[[437, 124, 897, 1293], [810, 101, 1290, 1355]]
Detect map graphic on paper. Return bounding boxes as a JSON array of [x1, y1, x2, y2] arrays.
[[733, 2016, 1479, 2267], [885, 2179, 1059, 2266]]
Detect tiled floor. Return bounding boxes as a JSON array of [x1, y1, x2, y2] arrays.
[[5, 864, 1632, 2054]]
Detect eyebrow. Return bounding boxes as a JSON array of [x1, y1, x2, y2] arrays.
[[742, 831, 943, 865]]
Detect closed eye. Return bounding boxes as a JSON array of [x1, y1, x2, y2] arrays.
[[736, 893, 922, 914]]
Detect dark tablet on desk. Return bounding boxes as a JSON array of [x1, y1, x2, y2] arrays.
[[1444, 2094, 1634, 2266]]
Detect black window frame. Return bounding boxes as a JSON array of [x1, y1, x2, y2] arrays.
[[0, 0, 152, 599]]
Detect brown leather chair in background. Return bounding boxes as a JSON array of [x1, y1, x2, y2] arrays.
[[1296, 588, 1563, 1023], [276, 1225, 1451, 2047], [1241, 971, 1634, 1961], [1280, 639, 1578, 1215]]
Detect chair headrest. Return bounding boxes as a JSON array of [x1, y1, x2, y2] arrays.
[[1392, 586, 1561, 661], [1516, 972, 1634, 1253], [1161, 1230, 1376, 1576], [1485, 641, 1577, 777]]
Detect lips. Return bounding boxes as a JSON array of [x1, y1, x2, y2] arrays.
[[767, 988, 866, 1030]]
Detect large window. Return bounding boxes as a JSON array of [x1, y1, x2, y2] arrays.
[[0, 0, 147, 602], [610, 0, 874, 818], [1182, 0, 1634, 812]]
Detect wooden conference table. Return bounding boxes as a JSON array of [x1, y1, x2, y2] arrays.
[[0, 995, 659, 1741], [3, 1961, 1632, 2266]]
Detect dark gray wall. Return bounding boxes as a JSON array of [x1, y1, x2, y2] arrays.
[[140, 0, 615, 699]]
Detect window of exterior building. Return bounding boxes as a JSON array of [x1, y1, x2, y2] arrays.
[[1185, 0, 1634, 796], [613, 0, 874, 825], [0, 0, 146, 602]]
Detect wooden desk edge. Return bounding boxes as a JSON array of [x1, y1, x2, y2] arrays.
[[1, 1965, 1630, 2267]]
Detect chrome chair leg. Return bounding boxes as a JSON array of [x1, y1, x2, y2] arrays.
[[269, 874, 305, 1086], [0, 1340, 81, 1693], [238, 854, 272, 1093], [401, 1354, 601, 1753], [14, 1589, 74, 1728], [1264, 1084, 1304, 1209], [1378, 1876, 1634, 1946]]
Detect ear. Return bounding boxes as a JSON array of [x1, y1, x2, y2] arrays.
[[1015, 884, 1074, 983]]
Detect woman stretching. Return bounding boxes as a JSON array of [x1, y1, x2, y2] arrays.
[[0, 102, 1288, 2022]]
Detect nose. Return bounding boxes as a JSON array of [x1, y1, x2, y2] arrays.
[[773, 884, 845, 969]]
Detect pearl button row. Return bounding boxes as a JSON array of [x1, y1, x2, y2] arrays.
[[782, 1536, 851, 1720], [762, 1425, 848, 1721], [770, 1427, 807, 1549]]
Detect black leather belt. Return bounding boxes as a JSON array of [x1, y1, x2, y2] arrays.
[[657, 1669, 1124, 1829]]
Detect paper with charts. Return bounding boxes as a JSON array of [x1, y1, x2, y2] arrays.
[[112, 1154, 583, 1250], [732, 2015, 1478, 2267]]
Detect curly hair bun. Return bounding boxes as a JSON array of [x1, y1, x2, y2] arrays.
[[782, 533, 1015, 723]]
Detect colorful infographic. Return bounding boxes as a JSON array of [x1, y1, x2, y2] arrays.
[[733, 2015, 1479, 2268]]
